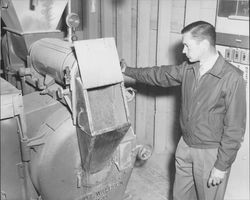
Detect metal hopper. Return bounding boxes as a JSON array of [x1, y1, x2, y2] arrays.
[[1, 0, 68, 60]]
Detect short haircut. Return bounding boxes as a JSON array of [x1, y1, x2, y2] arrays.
[[181, 21, 216, 46]]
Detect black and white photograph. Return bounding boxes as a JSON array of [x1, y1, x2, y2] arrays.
[[0, 0, 249, 199]]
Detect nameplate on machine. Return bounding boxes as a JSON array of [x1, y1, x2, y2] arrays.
[[77, 181, 123, 200]]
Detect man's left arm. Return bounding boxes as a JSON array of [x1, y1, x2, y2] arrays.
[[208, 75, 246, 187]]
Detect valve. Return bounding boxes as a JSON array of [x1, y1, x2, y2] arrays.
[[125, 87, 136, 102], [134, 144, 153, 167], [137, 144, 153, 161], [18, 67, 31, 76], [66, 13, 80, 42], [57, 87, 70, 99], [64, 66, 71, 85]]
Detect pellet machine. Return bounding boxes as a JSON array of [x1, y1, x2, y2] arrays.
[[0, 1, 151, 200]]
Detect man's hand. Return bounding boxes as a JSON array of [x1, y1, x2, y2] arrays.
[[120, 59, 127, 73], [207, 167, 227, 187]]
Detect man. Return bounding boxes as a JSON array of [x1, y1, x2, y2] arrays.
[[120, 21, 246, 200]]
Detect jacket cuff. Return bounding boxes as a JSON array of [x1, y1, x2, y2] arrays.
[[124, 66, 134, 76], [214, 160, 229, 171]]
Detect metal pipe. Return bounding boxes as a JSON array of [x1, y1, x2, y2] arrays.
[[67, 0, 72, 42]]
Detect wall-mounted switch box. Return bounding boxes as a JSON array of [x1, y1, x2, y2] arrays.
[[233, 49, 241, 63], [240, 50, 249, 65], [225, 48, 231, 61]]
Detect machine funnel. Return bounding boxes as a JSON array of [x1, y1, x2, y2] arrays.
[[2, 0, 68, 33], [1, 0, 68, 61]]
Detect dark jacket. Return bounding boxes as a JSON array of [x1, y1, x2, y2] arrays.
[[124, 54, 246, 171]]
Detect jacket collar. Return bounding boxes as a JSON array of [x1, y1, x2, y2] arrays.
[[186, 52, 225, 79], [207, 52, 225, 79]]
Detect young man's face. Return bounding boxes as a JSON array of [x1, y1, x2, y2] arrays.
[[182, 32, 204, 62]]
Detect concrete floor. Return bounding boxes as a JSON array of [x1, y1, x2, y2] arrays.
[[125, 152, 176, 200]]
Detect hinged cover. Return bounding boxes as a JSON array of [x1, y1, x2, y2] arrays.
[[74, 38, 124, 89]]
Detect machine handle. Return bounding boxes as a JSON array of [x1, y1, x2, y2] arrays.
[[137, 144, 153, 161], [125, 87, 136, 102]]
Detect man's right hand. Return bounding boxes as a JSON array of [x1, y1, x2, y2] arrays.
[[120, 59, 127, 73], [207, 167, 227, 187]]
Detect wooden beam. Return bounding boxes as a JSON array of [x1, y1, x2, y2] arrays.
[[100, 0, 116, 38], [154, 0, 173, 153], [81, 0, 101, 39], [135, 0, 159, 147], [116, 0, 137, 129]]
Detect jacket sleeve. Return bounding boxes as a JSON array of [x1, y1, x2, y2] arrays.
[[124, 62, 188, 87], [214, 75, 246, 171]]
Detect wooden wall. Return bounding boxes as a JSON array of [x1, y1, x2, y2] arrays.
[[72, 0, 218, 154]]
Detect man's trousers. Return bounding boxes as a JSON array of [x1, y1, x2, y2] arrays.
[[173, 137, 230, 200]]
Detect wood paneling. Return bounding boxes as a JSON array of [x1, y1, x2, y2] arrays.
[[115, 0, 137, 130], [185, 0, 217, 26], [81, 0, 101, 39], [154, 0, 178, 153], [135, 0, 158, 146], [100, 0, 115, 38]]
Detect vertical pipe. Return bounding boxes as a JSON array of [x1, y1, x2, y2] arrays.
[[20, 77, 27, 95], [215, 0, 220, 28], [153, 0, 160, 149], [67, 0, 72, 42], [183, 0, 188, 26]]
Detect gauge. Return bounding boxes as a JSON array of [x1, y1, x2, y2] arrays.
[[66, 13, 80, 29]]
